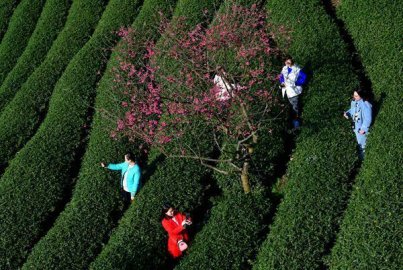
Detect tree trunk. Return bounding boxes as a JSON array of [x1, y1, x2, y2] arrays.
[[241, 161, 251, 193]]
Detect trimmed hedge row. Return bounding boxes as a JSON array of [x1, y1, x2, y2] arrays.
[[21, 1, 178, 269], [253, 0, 359, 269], [0, 0, 46, 85], [90, 1, 224, 269], [0, 0, 142, 269], [90, 157, 210, 270], [0, 0, 19, 42], [176, 121, 286, 269], [0, 0, 71, 111], [176, 190, 270, 270], [0, 0, 107, 170], [328, 1, 403, 269]]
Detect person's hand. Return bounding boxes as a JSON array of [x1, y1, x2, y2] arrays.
[[359, 130, 365, 135], [181, 220, 192, 227], [100, 162, 106, 168], [343, 112, 349, 119]]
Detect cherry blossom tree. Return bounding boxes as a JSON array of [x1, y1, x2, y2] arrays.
[[105, 4, 289, 193]]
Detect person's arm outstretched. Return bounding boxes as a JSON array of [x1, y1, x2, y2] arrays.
[[100, 162, 126, 170]]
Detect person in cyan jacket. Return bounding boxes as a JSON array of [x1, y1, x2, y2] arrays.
[[279, 56, 307, 128], [344, 89, 372, 159], [161, 203, 192, 258], [101, 152, 141, 203]]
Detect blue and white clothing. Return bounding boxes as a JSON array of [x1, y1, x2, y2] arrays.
[[345, 99, 372, 158], [107, 161, 141, 197], [345, 99, 372, 133], [279, 65, 304, 98]]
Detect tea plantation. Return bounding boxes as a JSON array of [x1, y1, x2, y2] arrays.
[[0, 0, 400, 269]]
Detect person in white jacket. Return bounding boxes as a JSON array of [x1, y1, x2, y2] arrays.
[[213, 66, 238, 101], [279, 57, 306, 125]]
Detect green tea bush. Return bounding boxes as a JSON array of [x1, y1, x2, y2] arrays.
[[0, 0, 142, 268], [0, 0, 71, 111], [180, 119, 285, 269], [0, 0, 46, 85], [0, 0, 107, 170], [90, 157, 211, 270], [253, 0, 359, 269], [90, 1, 224, 269], [176, 189, 270, 270], [131, 2, 287, 267], [328, 1, 402, 269], [0, 0, 19, 42], [22, 1, 177, 269]]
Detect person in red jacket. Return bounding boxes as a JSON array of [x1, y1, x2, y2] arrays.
[[161, 203, 192, 258]]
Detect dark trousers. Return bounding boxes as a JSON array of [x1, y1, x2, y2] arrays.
[[288, 95, 300, 117], [120, 189, 131, 204]]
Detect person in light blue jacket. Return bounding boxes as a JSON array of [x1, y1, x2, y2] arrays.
[[101, 152, 141, 203], [344, 89, 372, 160]]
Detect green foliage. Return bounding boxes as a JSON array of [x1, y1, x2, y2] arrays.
[[90, 157, 209, 270], [253, 0, 359, 269], [172, 2, 286, 267], [335, 0, 402, 98], [21, 1, 177, 269], [0, 0, 71, 111], [0, 0, 19, 42], [90, 1, 224, 269], [176, 190, 270, 270], [0, 0, 143, 268], [0, 0, 107, 170], [0, 0, 46, 85], [328, 1, 403, 269]]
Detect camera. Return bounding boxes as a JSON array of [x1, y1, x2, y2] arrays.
[[183, 213, 191, 229]]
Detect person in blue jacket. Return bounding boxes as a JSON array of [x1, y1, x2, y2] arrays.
[[101, 152, 141, 203], [279, 56, 307, 128], [344, 89, 372, 160]]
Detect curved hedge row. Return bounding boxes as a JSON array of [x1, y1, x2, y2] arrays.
[[0, 0, 19, 42], [90, 157, 210, 270], [328, 1, 403, 269], [253, 0, 359, 269], [0, 0, 71, 111], [90, 1, 224, 269], [0, 0, 107, 170], [0, 0, 142, 268], [21, 1, 178, 269], [176, 190, 270, 270], [0, 0, 46, 85], [176, 121, 286, 269]]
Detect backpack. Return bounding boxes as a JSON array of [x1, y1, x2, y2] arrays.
[[295, 69, 307, 86]]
